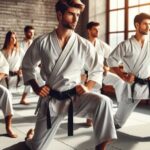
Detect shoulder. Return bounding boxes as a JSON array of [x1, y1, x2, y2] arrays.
[[98, 39, 111, 49], [76, 33, 94, 49], [34, 32, 51, 43], [115, 38, 131, 50]]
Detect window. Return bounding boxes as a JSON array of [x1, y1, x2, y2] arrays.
[[107, 0, 150, 49]]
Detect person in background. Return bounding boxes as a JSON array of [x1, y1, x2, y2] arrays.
[[84, 21, 126, 126], [0, 51, 17, 138], [107, 13, 150, 129], [1, 31, 22, 90], [20, 25, 35, 105]]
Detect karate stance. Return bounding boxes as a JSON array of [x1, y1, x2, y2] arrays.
[[0, 51, 17, 138], [107, 13, 150, 128], [1, 31, 23, 90], [22, 0, 117, 150], [20, 25, 35, 105], [85, 21, 126, 126]]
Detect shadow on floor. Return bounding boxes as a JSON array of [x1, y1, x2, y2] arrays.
[[2, 142, 29, 150], [0, 116, 36, 124]]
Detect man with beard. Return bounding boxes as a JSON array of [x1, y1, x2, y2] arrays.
[[107, 13, 150, 129], [22, 0, 117, 150], [84, 21, 126, 126], [20, 25, 35, 104]]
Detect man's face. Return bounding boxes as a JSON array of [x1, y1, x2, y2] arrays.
[[137, 19, 150, 35], [88, 25, 100, 38], [25, 29, 35, 40], [60, 7, 80, 30]]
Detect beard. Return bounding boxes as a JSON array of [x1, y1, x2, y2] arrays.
[[26, 35, 33, 40], [139, 29, 149, 35], [62, 21, 76, 30], [91, 33, 98, 38]]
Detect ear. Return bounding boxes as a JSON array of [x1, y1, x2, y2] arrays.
[[57, 11, 63, 21], [135, 22, 139, 29], [87, 29, 92, 37]]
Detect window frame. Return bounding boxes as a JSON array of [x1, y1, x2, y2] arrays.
[[106, 0, 150, 48]]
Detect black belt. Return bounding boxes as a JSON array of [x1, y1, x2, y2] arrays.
[[9, 71, 18, 76], [47, 87, 76, 136], [5, 71, 21, 89], [131, 77, 150, 102]]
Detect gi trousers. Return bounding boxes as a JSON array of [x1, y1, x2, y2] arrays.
[[26, 92, 117, 150]]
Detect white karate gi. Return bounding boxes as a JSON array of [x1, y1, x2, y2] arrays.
[[1, 49, 23, 89], [107, 35, 150, 127], [22, 30, 117, 150], [0, 52, 14, 117], [20, 39, 44, 93], [95, 39, 126, 103]]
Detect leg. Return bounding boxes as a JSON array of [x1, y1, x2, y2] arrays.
[[20, 86, 30, 105], [86, 118, 93, 127], [95, 141, 110, 150], [114, 98, 141, 127], [5, 115, 17, 138], [0, 85, 17, 138], [103, 72, 126, 103], [74, 93, 117, 149], [26, 98, 65, 150]]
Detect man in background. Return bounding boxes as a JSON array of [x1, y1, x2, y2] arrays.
[[20, 25, 35, 104]]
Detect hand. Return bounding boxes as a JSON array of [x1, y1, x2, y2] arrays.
[[123, 73, 135, 83], [103, 66, 110, 76], [81, 74, 87, 83], [76, 84, 89, 95], [38, 85, 50, 97]]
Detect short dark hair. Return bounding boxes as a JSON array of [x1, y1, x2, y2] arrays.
[[134, 13, 150, 26], [24, 25, 34, 33], [55, 0, 85, 14], [86, 21, 100, 30]]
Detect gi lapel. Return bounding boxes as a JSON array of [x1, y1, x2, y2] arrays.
[[50, 31, 77, 84], [130, 38, 148, 75]]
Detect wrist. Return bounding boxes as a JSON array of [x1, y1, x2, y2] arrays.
[[28, 79, 40, 94]]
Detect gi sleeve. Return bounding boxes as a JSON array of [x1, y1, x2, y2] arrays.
[[85, 42, 103, 88], [107, 42, 125, 67], [0, 51, 9, 75], [22, 38, 41, 85]]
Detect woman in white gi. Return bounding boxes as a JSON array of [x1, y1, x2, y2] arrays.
[[1, 31, 23, 90], [22, 0, 117, 150], [107, 13, 150, 129], [0, 51, 17, 138]]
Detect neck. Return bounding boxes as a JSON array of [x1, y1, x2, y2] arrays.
[[7, 44, 14, 50], [55, 26, 73, 49], [134, 33, 146, 47], [24, 37, 32, 42], [56, 25, 73, 40], [88, 36, 96, 46]]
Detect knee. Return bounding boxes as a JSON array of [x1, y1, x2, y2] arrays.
[[0, 86, 11, 99], [97, 94, 113, 107]]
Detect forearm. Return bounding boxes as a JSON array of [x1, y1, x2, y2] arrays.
[[110, 67, 124, 79], [0, 73, 7, 80], [28, 79, 40, 94]]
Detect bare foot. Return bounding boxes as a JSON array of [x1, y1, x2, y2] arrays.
[[95, 141, 112, 150], [25, 129, 34, 141], [86, 118, 92, 127], [20, 101, 30, 105], [6, 128, 17, 138]]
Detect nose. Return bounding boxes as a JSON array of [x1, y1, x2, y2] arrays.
[[73, 14, 79, 23]]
